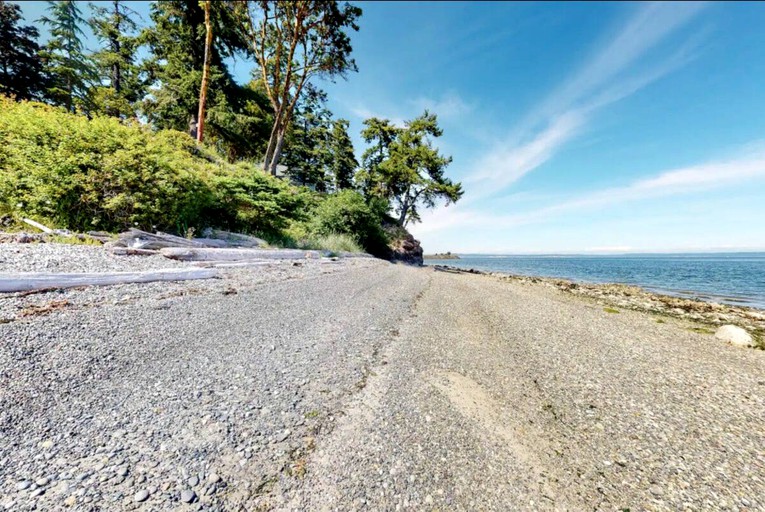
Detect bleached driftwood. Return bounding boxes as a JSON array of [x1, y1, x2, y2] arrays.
[[108, 247, 160, 256], [114, 229, 209, 250], [22, 218, 53, 234], [201, 229, 266, 248], [191, 260, 275, 268], [160, 247, 326, 262], [0, 268, 218, 293]]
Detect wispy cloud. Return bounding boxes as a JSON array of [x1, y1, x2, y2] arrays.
[[348, 106, 406, 128], [414, 149, 765, 235], [410, 92, 473, 119], [466, 2, 708, 197]]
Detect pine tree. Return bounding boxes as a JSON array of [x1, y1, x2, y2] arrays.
[[88, 0, 146, 118], [39, 0, 96, 113], [141, 1, 269, 159], [329, 119, 358, 191], [281, 87, 334, 191], [0, 1, 45, 100]]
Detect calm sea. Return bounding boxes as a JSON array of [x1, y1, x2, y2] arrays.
[[425, 253, 765, 309]]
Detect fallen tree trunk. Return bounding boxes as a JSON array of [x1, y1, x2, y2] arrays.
[[108, 247, 160, 256], [114, 229, 209, 250], [160, 247, 326, 262], [0, 268, 218, 293], [200, 229, 266, 248], [22, 218, 53, 234]]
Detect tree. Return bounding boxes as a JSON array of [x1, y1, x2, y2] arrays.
[[361, 111, 463, 226], [88, 0, 145, 117], [39, 0, 96, 113], [0, 1, 45, 101], [281, 86, 333, 191], [329, 118, 357, 190], [196, 0, 212, 142], [242, 1, 362, 175], [357, 117, 399, 198], [141, 1, 270, 159]]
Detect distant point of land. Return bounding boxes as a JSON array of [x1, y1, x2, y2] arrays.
[[424, 252, 460, 260]]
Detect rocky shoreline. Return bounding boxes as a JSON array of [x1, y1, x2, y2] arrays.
[[432, 264, 765, 348]]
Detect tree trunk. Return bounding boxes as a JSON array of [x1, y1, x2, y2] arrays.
[[262, 113, 281, 172], [112, 0, 121, 94], [196, 0, 213, 143], [269, 126, 288, 176]]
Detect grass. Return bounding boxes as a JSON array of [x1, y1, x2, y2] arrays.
[[655, 318, 666, 324], [603, 307, 620, 314], [47, 234, 104, 246]]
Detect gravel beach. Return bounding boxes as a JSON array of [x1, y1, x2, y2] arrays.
[[1, 243, 764, 510]]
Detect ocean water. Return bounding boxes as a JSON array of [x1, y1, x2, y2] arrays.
[[426, 253, 765, 309]]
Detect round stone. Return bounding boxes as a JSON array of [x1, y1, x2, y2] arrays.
[[187, 476, 199, 487], [117, 466, 129, 477], [134, 490, 150, 503], [180, 490, 196, 504], [207, 473, 221, 485], [35, 477, 49, 487], [16, 481, 31, 491]]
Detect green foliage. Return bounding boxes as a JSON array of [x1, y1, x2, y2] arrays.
[[0, 1, 45, 101], [88, 0, 147, 118], [329, 118, 358, 191], [0, 97, 303, 236], [38, 1, 97, 113], [245, 0, 362, 173], [308, 190, 389, 256], [206, 168, 313, 236], [141, 1, 269, 160], [282, 87, 333, 191], [360, 111, 463, 226]]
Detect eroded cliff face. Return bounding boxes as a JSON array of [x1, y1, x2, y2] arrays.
[[388, 233, 423, 266]]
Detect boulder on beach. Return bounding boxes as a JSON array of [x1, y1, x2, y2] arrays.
[[714, 325, 753, 347]]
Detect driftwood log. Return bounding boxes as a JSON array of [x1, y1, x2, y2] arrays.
[[113, 229, 208, 250], [0, 268, 218, 293], [160, 247, 326, 262], [200, 229, 266, 248]]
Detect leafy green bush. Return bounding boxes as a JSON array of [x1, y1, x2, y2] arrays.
[[0, 97, 306, 235], [205, 167, 314, 236], [308, 190, 389, 256]]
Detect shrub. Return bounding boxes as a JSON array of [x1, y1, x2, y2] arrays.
[[0, 97, 308, 236], [309, 190, 389, 255]]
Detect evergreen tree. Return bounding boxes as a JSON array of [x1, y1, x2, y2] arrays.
[[88, 0, 146, 118], [360, 112, 463, 226], [142, 0, 270, 159], [329, 119, 358, 191], [0, 0, 45, 100], [39, 0, 96, 113], [282, 87, 333, 191]]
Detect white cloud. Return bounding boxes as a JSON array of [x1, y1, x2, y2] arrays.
[[465, 2, 708, 197], [413, 150, 765, 236], [411, 92, 472, 119], [348, 106, 406, 128]]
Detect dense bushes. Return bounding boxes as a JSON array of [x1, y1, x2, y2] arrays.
[[309, 191, 389, 257], [0, 98, 391, 254], [0, 98, 308, 237]]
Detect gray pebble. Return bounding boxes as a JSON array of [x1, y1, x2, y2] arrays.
[[207, 473, 221, 484], [134, 489, 150, 503], [35, 477, 49, 487], [30, 488, 45, 498], [188, 476, 199, 487], [180, 489, 196, 503], [117, 465, 129, 477], [16, 481, 31, 491]]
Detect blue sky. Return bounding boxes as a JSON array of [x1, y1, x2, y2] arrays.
[[20, 2, 765, 254]]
